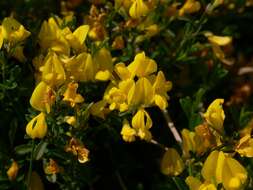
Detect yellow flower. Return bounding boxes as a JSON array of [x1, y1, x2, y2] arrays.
[[152, 71, 172, 110], [128, 77, 154, 106], [205, 32, 233, 65], [65, 138, 89, 163], [161, 148, 184, 176], [132, 108, 152, 129], [131, 108, 152, 141], [186, 176, 217, 190], [114, 62, 132, 80], [64, 25, 89, 52], [42, 52, 66, 87], [112, 36, 125, 50], [201, 150, 247, 189], [121, 119, 136, 142], [30, 81, 55, 113], [129, 0, 149, 19], [194, 124, 217, 155], [93, 48, 113, 81], [63, 82, 84, 107], [64, 116, 77, 126], [105, 79, 134, 112], [44, 159, 60, 175], [0, 26, 3, 49], [127, 52, 157, 78], [181, 129, 196, 158], [26, 112, 48, 139], [62, 53, 98, 82], [7, 161, 18, 181], [38, 17, 70, 55], [235, 134, 253, 157], [203, 99, 225, 133], [2, 17, 30, 43], [179, 0, 201, 16]]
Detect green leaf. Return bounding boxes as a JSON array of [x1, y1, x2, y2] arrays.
[[180, 88, 205, 130], [34, 141, 48, 160], [14, 144, 33, 155]]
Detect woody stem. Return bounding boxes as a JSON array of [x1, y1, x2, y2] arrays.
[[162, 109, 182, 144]]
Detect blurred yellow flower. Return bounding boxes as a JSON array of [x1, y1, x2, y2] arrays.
[[64, 116, 77, 126], [186, 176, 217, 190], [26, 112, 47, 139], [205, 32, 233, 65], [203, 99, 225, 133], [129, 0, 149, 19], [161, 148, 184, 176], [63, 82, 84, 107], [0, 26, 3, 49], [2, 17, 30, 43], [179, 0, 201, 16], [44, 159, 60, 175], [7, 161, 18, 181]]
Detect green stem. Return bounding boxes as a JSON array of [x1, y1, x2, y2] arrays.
[[115, 171, 128, 190], [27, 140, 35, 188]]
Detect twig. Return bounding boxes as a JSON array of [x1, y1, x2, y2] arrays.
[[162, 110, 182, 144]]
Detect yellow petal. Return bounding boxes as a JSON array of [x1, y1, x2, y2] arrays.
[[129, 0, 149, 19], [0, 26, 3, 49], [222, 157, 247, 190], [26, 112, 47, 139], [95, 70, 111, 81], [154, 94, 168, 110], [128, 77, 154, 106], [128, 52, 157, 77], [30, 81, 55, 113], [181, 129, 196, 158], [132, 108, 152, 129], [208, 35, 232, 46], [203, 99, 225, 133], [161, 148, 184, 176], [121, 119, 136, 142], [185, 176, 202, 190], [73, 25, 90, 45], [7, 161, 19, 181], [201, 150, 225, 184], [114, 62, 131, 80]]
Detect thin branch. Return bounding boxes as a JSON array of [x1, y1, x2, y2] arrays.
[[162, 110, 182, 144]]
